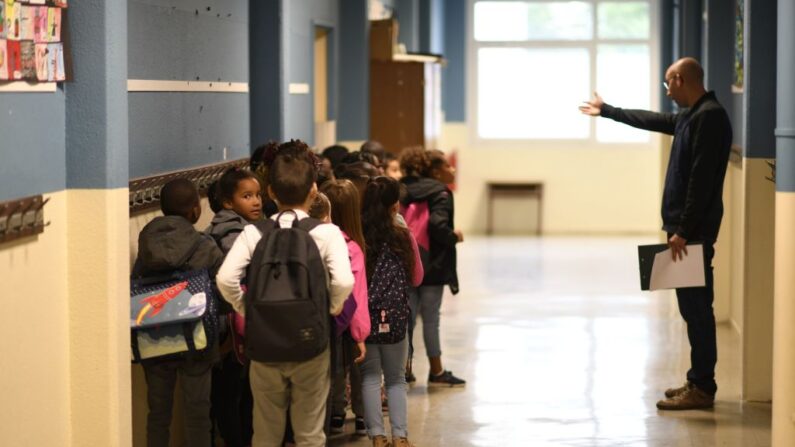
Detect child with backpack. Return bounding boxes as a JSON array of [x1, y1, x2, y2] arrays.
[[316, 180, 371, 436], [131, 178, 224, 447], [399, 147, 466, 387], [205, 167, 262, 447], [216, 141, 354, 447], [360, 176, 424, 447]]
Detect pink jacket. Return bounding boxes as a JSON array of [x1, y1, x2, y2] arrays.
[[345, 234, 371, 342]]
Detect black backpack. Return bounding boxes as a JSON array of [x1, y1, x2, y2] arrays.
[[367, 245, 411, 344], [244, 211, 330, 362]]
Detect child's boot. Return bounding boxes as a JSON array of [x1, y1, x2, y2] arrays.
[[392, 437, 415, 447], [372, 435, 391, 447]]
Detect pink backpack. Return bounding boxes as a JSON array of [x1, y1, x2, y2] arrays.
[[401, 202, 430, 252]]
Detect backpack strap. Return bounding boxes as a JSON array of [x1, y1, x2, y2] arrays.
[[296, 217, 322, 233], [246, 219, 278, 291], [182, 322, 196, 352], [253, 219, 277, 236], [131, 333, 142, 363]]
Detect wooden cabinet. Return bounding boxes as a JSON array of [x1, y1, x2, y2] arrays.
[[369, 58, 442, 153]]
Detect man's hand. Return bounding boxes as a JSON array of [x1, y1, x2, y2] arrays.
[[454, 229, 464, 243], [579, 92, 604, 116], [354, 342, 367, 363], [668, 234, 688, 262]]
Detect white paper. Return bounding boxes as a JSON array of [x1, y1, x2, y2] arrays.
[[649, 245, 706, 290]]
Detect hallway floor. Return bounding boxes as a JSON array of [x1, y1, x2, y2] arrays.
[[328, 237, 771, 447]]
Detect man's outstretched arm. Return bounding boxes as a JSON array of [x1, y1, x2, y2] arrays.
[[580, 92, 678, 136]]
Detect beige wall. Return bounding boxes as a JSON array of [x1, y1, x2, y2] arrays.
[[0, 190, 71, 446], [719, 158, 775, 401], [0, 189, 132, 447], [440, 123, 662, 235], [773, 192, 795, 446]]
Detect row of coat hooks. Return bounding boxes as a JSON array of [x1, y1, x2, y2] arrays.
[[0, 194, 50, 245], [129, 158, 250, 216]]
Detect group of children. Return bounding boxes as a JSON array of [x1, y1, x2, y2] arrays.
[[132, 140, 464, 447]]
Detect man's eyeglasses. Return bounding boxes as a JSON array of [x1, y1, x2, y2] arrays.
[[663, 74, 680, 91]]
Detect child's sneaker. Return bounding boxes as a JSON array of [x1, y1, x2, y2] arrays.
[[428, 370, 466, 387], [355, 416, 367, 435], [392, 437, 415, 447], [372, 435, 391, 447], [330, 414, 345, 434]]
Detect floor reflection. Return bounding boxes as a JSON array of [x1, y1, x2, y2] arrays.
[[329, 237, 771, 447]]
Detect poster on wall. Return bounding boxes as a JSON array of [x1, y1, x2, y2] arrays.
[[0, 0, 67, 86]]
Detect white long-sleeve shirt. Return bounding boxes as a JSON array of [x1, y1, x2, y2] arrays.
[[216, 209, 354, 316]]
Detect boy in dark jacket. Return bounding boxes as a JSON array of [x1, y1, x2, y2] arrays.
[[132, 178, 224, 447], [400, 148, 466, 387]]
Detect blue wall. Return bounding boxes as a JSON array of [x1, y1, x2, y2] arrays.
[[743, 0, 777, 159], [419, 0, 444, 55], [0, 92, 66, 201], [250, 0, 283, 146], [337, 0, 369, 141], [442, 0, 466, 122], [395, 0, 419, 52], [128, 0, 250, 178], [282, 0, 340, 145]]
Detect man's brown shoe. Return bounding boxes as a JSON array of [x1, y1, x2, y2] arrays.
[[372, 435, 391, 447], [656, 386, 714, 410], [664, 381, 694, 399], [392, 437, 415, 447]]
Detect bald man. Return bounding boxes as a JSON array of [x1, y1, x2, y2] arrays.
[[580, 58, 732, 410]]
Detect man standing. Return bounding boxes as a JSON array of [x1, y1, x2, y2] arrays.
[[580, 57, 733, 410]]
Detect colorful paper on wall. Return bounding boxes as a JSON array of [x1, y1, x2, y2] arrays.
[[18, 4, 33, 40], [34, 41, 46, 79], [19, 39, 33, 78], [0, 39, 8, 80], [1, 0, 67, 85], [33, 5, 45, 42], [7, 38, 20, 79], [46, 5, 58, 41], [47, 41, 62, 80], [6, 2, 19, 41], [0, 2, 6, 39]]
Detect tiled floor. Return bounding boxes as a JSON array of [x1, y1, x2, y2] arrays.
[[329, 237, 772, 447]]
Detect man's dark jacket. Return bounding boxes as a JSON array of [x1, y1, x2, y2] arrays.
[[401, 176, 460, 294], [601, 91, 733, 242]]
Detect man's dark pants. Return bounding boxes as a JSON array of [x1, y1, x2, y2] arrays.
[[674, 241, 718, 396]]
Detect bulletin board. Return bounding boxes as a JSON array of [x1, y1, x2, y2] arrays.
[[0, 0, 68, 88]]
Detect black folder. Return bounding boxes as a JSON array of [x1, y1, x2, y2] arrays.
[[637, 244, 668, 291]]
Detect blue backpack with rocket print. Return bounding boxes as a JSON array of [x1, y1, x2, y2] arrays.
[[130, 269, 218, 362]]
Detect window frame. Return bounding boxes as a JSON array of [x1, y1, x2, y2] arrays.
[[466, 0, 661, 147]]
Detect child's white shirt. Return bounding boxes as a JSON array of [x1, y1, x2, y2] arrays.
[[216, 210, 354, 316]]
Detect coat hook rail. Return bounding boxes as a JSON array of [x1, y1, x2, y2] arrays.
[[0, 194, 49, 245], [129, 158, 250, 216]]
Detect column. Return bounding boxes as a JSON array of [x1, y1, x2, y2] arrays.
[[64, 0, 131, 445]]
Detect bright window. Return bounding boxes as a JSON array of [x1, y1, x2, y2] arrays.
[[472, 0, 654, 143]]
